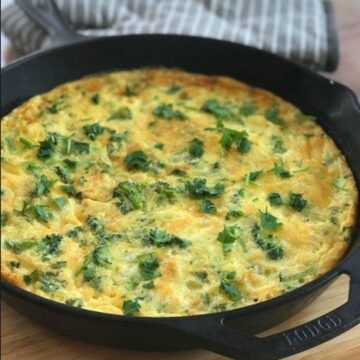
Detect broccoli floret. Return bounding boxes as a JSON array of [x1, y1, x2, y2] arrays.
[[113, 180, 146, 214], [38, 234, 63, 261]]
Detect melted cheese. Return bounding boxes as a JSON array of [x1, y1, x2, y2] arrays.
[[1, 68, 357, 316]]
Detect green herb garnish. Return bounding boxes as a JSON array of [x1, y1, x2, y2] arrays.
[[217, 225, 241, 253], [138, 254, 160, 280], [225, 209, 243, 220], [32, 175, 52, 197], [264, 104, 284, 125], [220, 272, 242, 301], [185, 178, 224, 198], [123, 299, 141, 315], [260, 210, 282, 230], [113, 180, 145, 214], [239, 102, 257, 116], [144, 228, 191, 249], [91, 93, 100, 104], [288, 193, 307, 212], [108, 107, 132, 121], [202, 99, 234, 119], [270, 135, 286, 154], [251, 224, 284, 260], [1, 211, 8, 227], [153, 103, 186, 120], [83, 123, 105, 140], [244, 170, 262, 184], [267, 193, 282, 207], [200, 199, 217, 214], [188, 138, 204, 158], [124, 151, 149, 171], [38, 234, 63, 261]]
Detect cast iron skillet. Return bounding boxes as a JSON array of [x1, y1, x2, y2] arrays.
[[1, 2, 360, 359]]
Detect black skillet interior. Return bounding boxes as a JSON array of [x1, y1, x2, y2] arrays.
[[1, 35, 360, 360]]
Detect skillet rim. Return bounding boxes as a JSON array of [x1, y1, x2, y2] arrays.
[[1, 34, 359, 322]]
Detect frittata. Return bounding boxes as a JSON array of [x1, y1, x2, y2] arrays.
[[1, 68, 357, 316]]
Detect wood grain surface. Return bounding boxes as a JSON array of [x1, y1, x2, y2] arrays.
[[1, 0, 359, 359]]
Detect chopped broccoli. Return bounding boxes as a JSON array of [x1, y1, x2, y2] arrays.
[[113, 180, 145, 214]]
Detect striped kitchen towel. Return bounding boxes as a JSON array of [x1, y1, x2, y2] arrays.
[[1, 0, 339, 71]]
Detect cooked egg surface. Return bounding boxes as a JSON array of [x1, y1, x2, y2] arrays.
[[1, 68, 357, 316]]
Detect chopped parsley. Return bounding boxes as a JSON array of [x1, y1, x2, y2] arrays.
[[220, 272, 242, 301], [217, 225, 242, 253], [32, 175, 52, 197], [52, 197, 67, 209], [244, 170, 262, 184], [260, 210, 282, 230], [108, 107, 132, 121], [68, 139, 90, 155], [124, 84, 137, 96], [44, 98, 66, 114], [194, 271, 208, 281], [153, 103, 186, 120], [124, 151, 149, 171], [138, 254, 160, 280], [54, 166, 71, 184], [188, 138, 204, 158], [271, 135, 286, 154], [201, 99, 234, 119], [288, 193, 307, 212], [143, 281, 155, 289], [19, 137, 34, 149], [154, 143, 164, 150], [225, 209, 243, 220], [38, 234, 63, 261], [239, 102, 257, 116], [152, 182, 177, 204], [86, 215, 105, 234], [332, 176, 348, 192], [61, 184, 82, 200], [91, 93, 100, 104], [166, 84, 181, 93], [264, 104, 284, 125], [31, 204, 53, 222], [251, 224, 284, 260], [171, 168, 186, 177], [200, 199, 217, 214], [267, 193, 283, 207], [185, 178, 224, 198], [14, 201, 53, 222], [65, 298, 84, 308], [220, 128, 251, 153], [272, 159, 291, 179], [63, 158, 78, 170], [123, 299, 141, 315], [5, 240, 37, 254], [83, 123, 105, 140], [1, 211, 8, 227], [144, 228, 191, 249], [37, 134, 59, 161]]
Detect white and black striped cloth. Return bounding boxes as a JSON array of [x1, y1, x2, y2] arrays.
[[1, 0, 339, 71]]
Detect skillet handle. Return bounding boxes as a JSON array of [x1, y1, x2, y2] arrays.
[[172, 249, 360, 360], [15, 0, 86, 46]]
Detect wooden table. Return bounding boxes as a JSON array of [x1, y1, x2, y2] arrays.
[[1, 1, 359, 359]]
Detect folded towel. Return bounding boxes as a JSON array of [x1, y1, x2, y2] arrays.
[[1, 0, 339, 71]]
